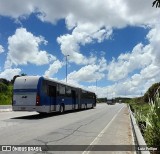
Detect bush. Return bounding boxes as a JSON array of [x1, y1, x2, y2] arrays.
[[130, 91, 160, 148], [144, 93, 160, 146], [0, 93, 12, 105], [0, 78, 10, 85], [0, 84, 12, 105], [0, 82, 8, 93]]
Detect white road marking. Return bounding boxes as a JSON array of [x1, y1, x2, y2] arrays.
[[82, 105, 124, 154]]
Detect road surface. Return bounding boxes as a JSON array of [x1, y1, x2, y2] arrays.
[[0, 103, 134, 154]]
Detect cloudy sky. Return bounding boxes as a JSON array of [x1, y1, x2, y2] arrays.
[[0, 0, 160, 98]]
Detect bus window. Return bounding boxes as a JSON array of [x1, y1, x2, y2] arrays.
[[66, 86, 71, 97], [59, 85, 65, 95], [48, 85, 56, 97], [42, 80, 47, 94]]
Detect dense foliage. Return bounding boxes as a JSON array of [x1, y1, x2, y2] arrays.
[[0, 79, 13, 105], [144, 93, 160, 146], [143, 82, 160, 103], [127, 82, 160, 150], [0, 74, 26, 105]]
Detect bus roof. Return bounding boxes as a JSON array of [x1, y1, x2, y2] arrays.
[[42, 76, 95, 94], [14, 76, 95, 94], [14, 76, 40, 89]]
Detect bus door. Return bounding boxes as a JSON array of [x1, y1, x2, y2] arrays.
[[48, 85, 56, 111], [71, 90, 76, 109], [78, 89, 81, 109]]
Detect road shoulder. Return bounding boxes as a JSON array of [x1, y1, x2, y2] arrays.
[[84, 105, 134, 154]]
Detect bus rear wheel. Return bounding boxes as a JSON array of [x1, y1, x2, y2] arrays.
[[60, 104, 64, 113]]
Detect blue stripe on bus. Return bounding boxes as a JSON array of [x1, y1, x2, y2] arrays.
[[14, 89, 37, 93], [39, 96, 94, 106]]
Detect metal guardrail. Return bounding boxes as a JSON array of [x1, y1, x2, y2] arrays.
[[129, 105, 150, 154]]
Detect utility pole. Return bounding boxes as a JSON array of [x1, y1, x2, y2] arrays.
[[65, 55, 69, 83]]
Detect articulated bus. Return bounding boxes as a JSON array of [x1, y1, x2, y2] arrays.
[[12, 76, 96, 113]]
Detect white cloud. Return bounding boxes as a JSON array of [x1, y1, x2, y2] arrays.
[[0, 68, 21, 80], [117, 63, 160, 98], [140, 64, 160, 80], [57, 33, 86, 65], [89, 24, 160, 97], [5, 28, 55, 68], [57, 23, 112, 65], [0, 0, 159, 27], [87, 84, 118, 99], [1, 0, 158, 67], [67, 66, 97, 82], [105, 24, 160, 97], [0, 0, 35, 19], [67, 62, 106, 83], [147, 24, 160, 66], [44, 60, 63, 77], [0, 44, 4, 54], [107, 43, 153, 81]]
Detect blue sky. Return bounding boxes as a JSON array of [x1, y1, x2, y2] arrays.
[[0, 0, 160, 98]]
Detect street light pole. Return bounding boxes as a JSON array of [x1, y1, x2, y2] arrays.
[[65, 55, 69, 83], [96, 79, 97, 92]]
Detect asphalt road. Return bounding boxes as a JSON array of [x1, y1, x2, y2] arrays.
[[0, 103, 134, 154]]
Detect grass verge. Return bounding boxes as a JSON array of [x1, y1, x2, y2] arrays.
[[127, 93, 160, 153]]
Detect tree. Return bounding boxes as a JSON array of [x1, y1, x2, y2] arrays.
[[11, 73, 27, 84], [152, 0, 160, 8], [0, 78, 10, 85], [0, 82, 8, 93], [143, 82, 160, 103], [21, 73, 27, 76]]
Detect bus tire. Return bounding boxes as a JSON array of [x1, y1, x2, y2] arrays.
[[85, 104, 87, 109], [60, 104, 64, 113], [91, 103, 94, 109]]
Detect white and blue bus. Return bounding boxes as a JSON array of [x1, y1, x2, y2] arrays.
[[12, 76, 96, 113]]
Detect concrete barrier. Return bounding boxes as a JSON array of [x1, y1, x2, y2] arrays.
[[0, 105, 12, 112]]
